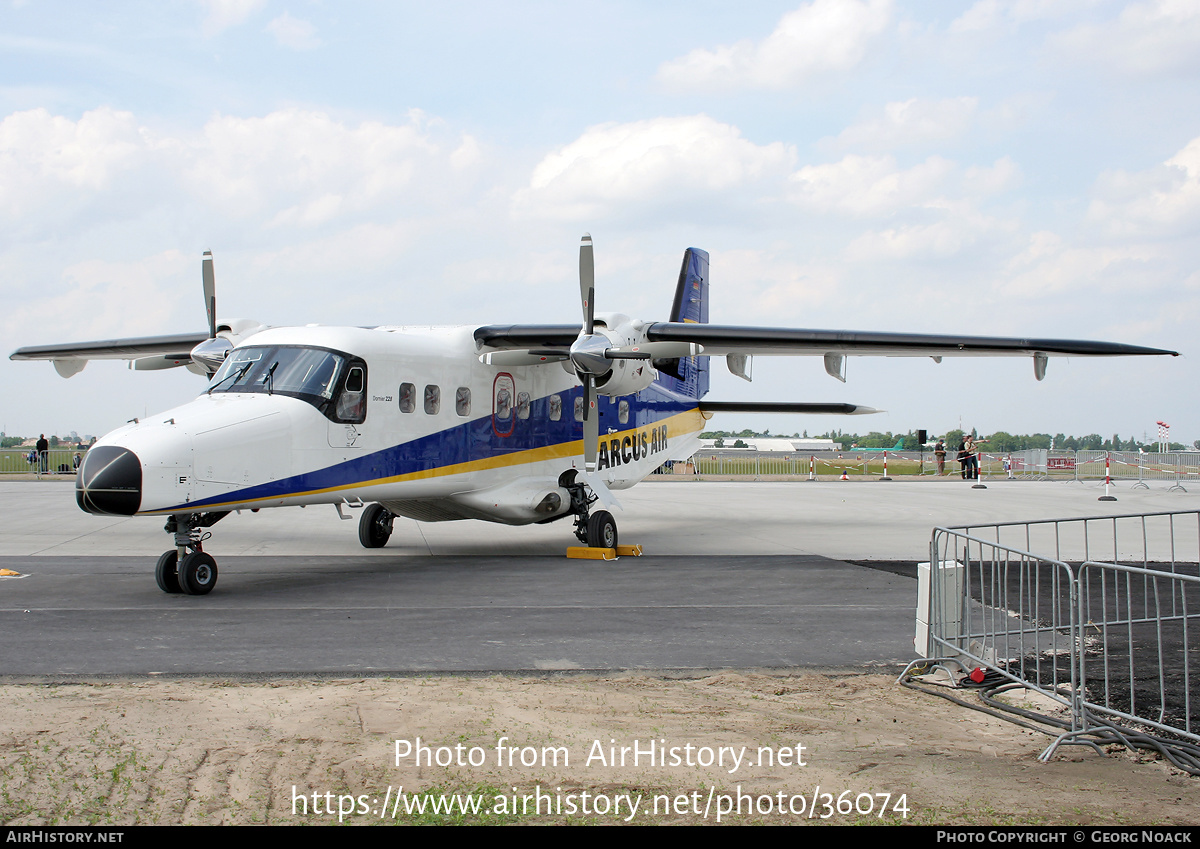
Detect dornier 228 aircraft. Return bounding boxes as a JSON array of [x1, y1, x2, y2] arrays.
[[11, 236, 1178, 596]]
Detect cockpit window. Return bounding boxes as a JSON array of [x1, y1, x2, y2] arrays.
[[208, 345, 365, 422]]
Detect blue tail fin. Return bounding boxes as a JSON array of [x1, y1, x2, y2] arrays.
[[654, 248, 709, 400]]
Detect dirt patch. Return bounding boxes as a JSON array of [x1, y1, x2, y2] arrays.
[[0, 673, 1193, 825]]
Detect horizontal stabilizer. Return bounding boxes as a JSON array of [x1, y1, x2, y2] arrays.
[[698, 402, 879, 415]]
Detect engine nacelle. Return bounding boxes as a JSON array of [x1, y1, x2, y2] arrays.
[[593, 352, 656, 396], [589, 315, 658, 397]]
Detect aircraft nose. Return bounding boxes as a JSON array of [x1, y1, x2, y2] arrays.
[[76, 446, 142, 516]]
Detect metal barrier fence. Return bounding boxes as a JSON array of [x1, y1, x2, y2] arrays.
[[0, 448, 85, 476], [683, 450, 1010, 478], [921, 510, 1200, 764], [1009, 449, 1199, 489], [678, 449, 1200, 480]]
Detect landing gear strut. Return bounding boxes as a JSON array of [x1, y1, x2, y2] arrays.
[[560, 470, 619, 548], [158, 512, 227, 595], [358, 503, 394, 548]]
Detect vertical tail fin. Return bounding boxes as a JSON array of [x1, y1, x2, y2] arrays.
[[654, 248, 709, 400]]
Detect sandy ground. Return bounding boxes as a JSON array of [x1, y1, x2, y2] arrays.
[[1, 672, 1195, 826]]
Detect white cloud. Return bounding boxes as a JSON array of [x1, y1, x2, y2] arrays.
[[788, 153, 1020, 219], [1088, 136, 1200, 237], [186, 110, 422, 218], [514, 115, 795, 220], [950, 0, 1094, 33], [708, 248, 844, 322], [198, 0, 267, 37], [997, 229, 1160, 298], [0, 107, 161, 231], [657, 0, 891, 92], [0, 107, 144, 193], [788, 154, 950, 216], [0, 107, 483, 233], [181, 109, 486, 226], [847, 213, 995, 261], [832, 97, 979, 150], [265, 13, 321, 51], [1052, 1, 1200, 75], [1, 251, 188, 344]]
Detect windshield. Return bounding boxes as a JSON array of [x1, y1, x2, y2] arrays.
[[208, 345, 345, 402]]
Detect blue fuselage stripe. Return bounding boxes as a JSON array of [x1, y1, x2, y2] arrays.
[[169, 382, 698, 510]]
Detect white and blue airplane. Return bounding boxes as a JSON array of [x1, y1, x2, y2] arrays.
[[11, 235, 1177, 596]]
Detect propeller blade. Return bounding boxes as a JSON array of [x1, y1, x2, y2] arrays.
[[583, 376, 598, 473], [479, 350, 569, 367], [579, 233, 594, 336], [580, 379, 620, 509], [606, 341, 703, 360], [202, 251, 217, 340], [582, 469, 620, 510], [131, 355, 191, 371]]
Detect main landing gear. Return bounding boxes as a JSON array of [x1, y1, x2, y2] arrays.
[[561, 470, 618, 549], [157, 513, 227, 595], [358, 503, 395, 548]]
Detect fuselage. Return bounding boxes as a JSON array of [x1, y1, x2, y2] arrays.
[[75, 323, 706, 525]]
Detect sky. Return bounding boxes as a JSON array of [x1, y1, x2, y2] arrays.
[[2, 0, 1197, 445]]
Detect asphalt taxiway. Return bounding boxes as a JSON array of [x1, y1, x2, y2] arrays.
[[2, 478, 1196, 677]]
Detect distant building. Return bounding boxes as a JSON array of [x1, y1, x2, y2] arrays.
[[699, 438, 838, 452]]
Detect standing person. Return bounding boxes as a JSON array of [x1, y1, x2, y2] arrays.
[[957, 437, 968, 479], [963, 434, 978, 480], [35, 434, 49, 474], [935, 439, 946, 475]]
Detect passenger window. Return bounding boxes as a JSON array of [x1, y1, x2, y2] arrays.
[[424, 384, 441, 415], [619, 399, 629, 424], [573, 396, 584, 422], [548, 394, 561, 422], [517, 392, 530, 420], [398, 383, 415, 413], [456, 387, 471, 417]]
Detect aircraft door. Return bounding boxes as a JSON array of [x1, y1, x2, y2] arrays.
[[327, 361, 369, 449], [492, 373, 515, 437]]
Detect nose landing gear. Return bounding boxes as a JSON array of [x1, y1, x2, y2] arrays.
[[157, 513, 227, 595]]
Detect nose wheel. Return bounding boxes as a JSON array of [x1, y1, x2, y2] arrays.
[[156, 548, 219, 595], [158, 512, 227, 596], [155, 550, 181, 594], [178, 551, 218, 594]]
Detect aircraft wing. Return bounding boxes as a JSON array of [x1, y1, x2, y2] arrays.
[[473, 325, 580, 349], [641, 324, 1178, 359], [10, 333, 209, 362], [9, 333, 211, 377], [475, 323, 1177, 358], [475, 322, 1176, 385]]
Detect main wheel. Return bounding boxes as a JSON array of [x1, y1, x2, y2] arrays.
[[178, 551, 218, 595], [155, 550, 181, 594], [586, 510, 618, 549], [359, 503, 393, 548]]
